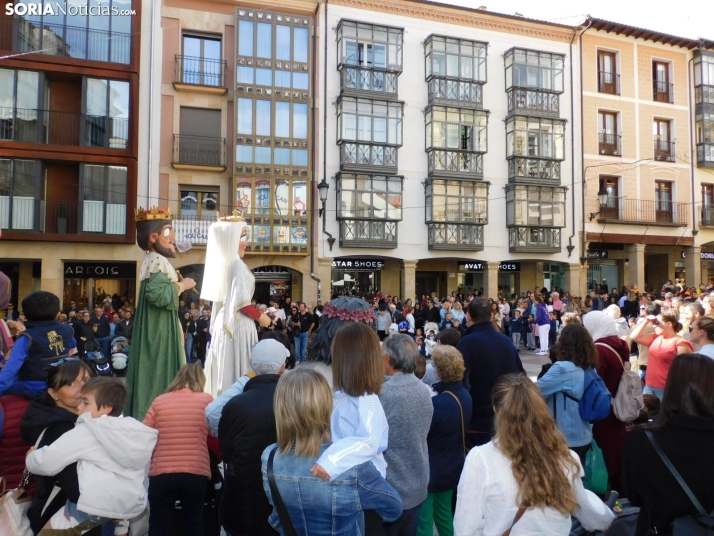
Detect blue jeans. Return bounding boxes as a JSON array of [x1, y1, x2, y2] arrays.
[[148, 473, 207, 536], [184, 333, 194, 363], [383, 502, 424, 536], [643, 385, 664, 400], [296, 331, 309, 362]]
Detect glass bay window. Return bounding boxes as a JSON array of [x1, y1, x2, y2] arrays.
[[506, 115, 565, 182], [505, 48, 563, 116], [424, 179, 487, 251], [425, 105, 487, 178], [424, 35, 487, 107], [337, 20, 403, 72], [505, 184, 565, 253]]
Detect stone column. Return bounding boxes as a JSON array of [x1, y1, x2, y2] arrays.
[[483, 261, 499, 300], [564, 263, 583, 297], [401, 260, 418, 302], [684, 246, 702, 287], [41, 256, 64, 299], [316, 257, 334, 302], [627, 244, 646, 291]]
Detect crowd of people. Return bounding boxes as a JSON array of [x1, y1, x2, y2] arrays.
[[0, 275, 713, 536]]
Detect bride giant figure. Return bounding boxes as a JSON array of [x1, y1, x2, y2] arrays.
[[200, 214, 271, 397]]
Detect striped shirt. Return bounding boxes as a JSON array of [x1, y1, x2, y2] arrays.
[[316, 392, 388, 481]]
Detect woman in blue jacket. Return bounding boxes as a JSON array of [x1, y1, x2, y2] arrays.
[[261, 369, 402, 536], [537, 324, 599, 465], [535, 295, 551, 355]]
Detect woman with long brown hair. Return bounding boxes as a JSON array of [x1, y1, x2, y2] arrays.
[[454, 373, 614, 535]]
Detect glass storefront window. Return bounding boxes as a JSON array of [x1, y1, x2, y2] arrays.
[[336, 174, 403, 220]]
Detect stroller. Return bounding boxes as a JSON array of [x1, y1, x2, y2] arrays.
[[423, 321, 440, 356], [84, 340, 113, 377], [110, 337, 130, 377]]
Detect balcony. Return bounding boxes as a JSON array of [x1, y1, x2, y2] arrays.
[[340, 67, 398, 98], [173, 55, 227, 95], [654, 140, 675, 162], [339, 143, 397, 173], [697, 142, 714, 168], [598, 133, 622, 156], [427, 150, 483, 178], [428, 223, 484, 251], [701, 206, 714, 227], [1, 199, 127, 237], [172, 218, 212, 246], [508, 157, 561, 183], [598, 71, 621, 95], [0, 107, 129, 149], [172, 135, 226, 172], [4, 16, 131, 64], [427, 78, 483, 108], [595, 197, 688, 226], [508, 227, 561, 253], [653, 80, 674, 103], [507, 88, 560, 116], [339, 220, 397, 248], [695, 85, 714, 105]]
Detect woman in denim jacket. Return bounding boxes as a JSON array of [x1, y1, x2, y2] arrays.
[[261, 369, 402, 535], [537, 324, 600, 465]]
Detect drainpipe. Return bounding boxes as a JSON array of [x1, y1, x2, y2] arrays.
[[579, 18, 593, 266], [688, 51, 698, 240], [309, 0, 323, 301], [146, 0, 157, 204], [566, 25, 579, 258]]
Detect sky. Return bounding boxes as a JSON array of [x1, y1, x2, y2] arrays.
[[441, 0, 713, 41]]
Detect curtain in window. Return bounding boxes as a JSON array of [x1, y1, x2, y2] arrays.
[[294, 28, 308, 63], [238, 21, 254, 56], [106, 165, 127, 234], [237, 98, 253, 135], [275, 102, 290, 138], [257, 23, 271, 58], [276, 26, 291, 60], [256, 100, 271, 136], [293, 104, 307, 139]]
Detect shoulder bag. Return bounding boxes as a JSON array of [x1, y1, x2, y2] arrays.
[[595, 342, 644, 422], [443, 390, 468, 457], [502, 506, 527, 536], [267, 447, 298, 536], [646, 430, 714, 535]]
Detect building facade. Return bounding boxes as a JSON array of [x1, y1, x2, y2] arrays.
[[0, 2, 142, 309]]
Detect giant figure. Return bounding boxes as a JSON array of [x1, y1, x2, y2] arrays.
[[125, 207, 196, 419], [200, 211, 271, 397]]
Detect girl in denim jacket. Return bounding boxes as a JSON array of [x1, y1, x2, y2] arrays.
[[310, 323, 389, 482], [537, 324, 599, 466]]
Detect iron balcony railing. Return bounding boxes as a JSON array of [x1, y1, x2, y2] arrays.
[[597, 197, 688, 225], [701, 206, 714, 227], [339, 220, 397, 248], [339, 143, 398, 172], [0, 199, 127, 235], [428, 223, 484, 251], [0, 107, 129, 148], [6, 16, 131, 64], [341, 66, 398, 96], [427, 149, 483, 177], [427, 78, 483, 107], [598, 71, 620, 95], [598, 132, 622, 156], [653, 80, 674, 103], [174, 55, 226, 87], [508, 227, 561, 253], [508, 157, 561, 182], [507, 88, 560, 115], [172, 135, 226, 167], [654, 139, 675, 162]]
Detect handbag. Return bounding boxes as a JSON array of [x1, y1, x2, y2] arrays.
[[595, 342, 644, 422], [646, 431, 714, 535], [443, 390, 468, 458], [267, 447, 298, 536], [583, 439, 609, 495], [502, 506, 527, 536]]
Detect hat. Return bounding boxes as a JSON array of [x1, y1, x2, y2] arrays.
[[251, 339, 289, 374]]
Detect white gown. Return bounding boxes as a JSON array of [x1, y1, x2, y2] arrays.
[[203, 258, 257, 398]]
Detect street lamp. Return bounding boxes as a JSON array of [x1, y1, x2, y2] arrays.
[[589, 185, 610, 221], [317, 178, 335, 250]]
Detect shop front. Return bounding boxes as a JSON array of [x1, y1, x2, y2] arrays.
[[331, 257, 384, 298], [252, 266, 293, 305], [63, 261, 137, 310], [586, 250, 620, 293], [457, 262, 521, 297]]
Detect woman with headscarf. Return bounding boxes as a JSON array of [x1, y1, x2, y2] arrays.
[[604, 304, 631, 340], [583, 311, 631, 494], [200, 218, 271, 397]]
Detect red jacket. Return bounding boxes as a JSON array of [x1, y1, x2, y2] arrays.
[[0, 394, 33, 490]]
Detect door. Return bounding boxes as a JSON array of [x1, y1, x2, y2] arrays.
[[599, 177, 619, 219], [416, 272, 441, 300], [655, 181, 672, 223], [704, 185, 714, 225], [653, 62, 670, 102], [598, 112, 618, 155], [653, 119, 671, 160], [598, 51, 617, 93]]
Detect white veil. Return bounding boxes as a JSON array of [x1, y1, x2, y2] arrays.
[[200, 221, 245, 304]]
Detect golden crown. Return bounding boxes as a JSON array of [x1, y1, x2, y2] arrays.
[[217, 209, 245, 223], [134, 206, 173, 222]]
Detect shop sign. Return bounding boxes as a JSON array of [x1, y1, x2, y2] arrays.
[[332, 258, 385, 270], [587, 250, 608, 259], [461, 262, 521, 272], [680, 251, 714, 260], [64, 262, 136, 279]]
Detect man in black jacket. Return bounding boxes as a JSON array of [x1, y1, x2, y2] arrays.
[[456, 297, 524, 448], [194, 308, 211, 363], [218, 339, 288, 536], [88, 307, 110, 357], [115, 309, 134, 343], [73, 311, 96, 358]]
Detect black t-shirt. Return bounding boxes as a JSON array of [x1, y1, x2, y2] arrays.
[[88, 314, 110, 338], [292, 312, 314, 333]]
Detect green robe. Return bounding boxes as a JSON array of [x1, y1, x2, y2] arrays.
[[125, 271, 184, 420]]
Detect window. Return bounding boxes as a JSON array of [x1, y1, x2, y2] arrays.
[[181, 34, 223, 86], [598, 51, 619, 94], [337, 97, 403, 145], [0, 69, 42, 143], [425, 106, 487, 152], [702, 185, 714, 224], [236, 13, 310, 64], [694, 53, 714, 104], [506, 116, 565, 160], [80, 164, 127, 234], [180, 190, 219, 220], [653, 61, 672, 102], [0, 158, 42, 230], [599, 176, 619, 218], [425, 35, 487, 82], [505, 185, 566, 227], [505, 48, 564, 93], [84, 78, 130, 149], [336, 174, 402, 220], [11, 0, 132, 64], [655, 181, 672, 222], [176, 108, 223, 166], [425, 179, 488, 223], [598, 111, 620, 155], [654, 119, 674, 161], [697, 112, 714, 165], [337, 20, 403, 72]]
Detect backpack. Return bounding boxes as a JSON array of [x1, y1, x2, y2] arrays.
[[566, 368, 611, 422], [596, 342, 644, 422]]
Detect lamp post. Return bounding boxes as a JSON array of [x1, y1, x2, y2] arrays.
[[317, 178, 335, 250], [589, 185, 611, 221]]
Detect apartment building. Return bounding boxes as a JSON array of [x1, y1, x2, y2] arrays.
[[0, 2, 142, 309]]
